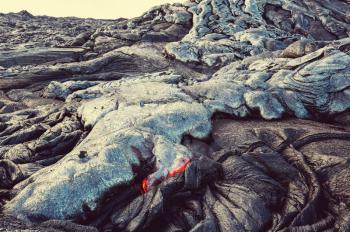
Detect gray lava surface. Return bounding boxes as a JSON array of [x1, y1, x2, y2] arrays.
[[1, 1, 350, 231]]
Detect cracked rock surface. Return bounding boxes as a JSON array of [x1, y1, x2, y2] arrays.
[[1, 0, 350, 231]]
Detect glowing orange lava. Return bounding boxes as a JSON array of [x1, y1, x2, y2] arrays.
[[167, 159, 191, 178], [141, 159, 191, 193], [142, 178, 149, 193]]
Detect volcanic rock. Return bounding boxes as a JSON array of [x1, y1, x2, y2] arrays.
[[1, 0, 350, 231]]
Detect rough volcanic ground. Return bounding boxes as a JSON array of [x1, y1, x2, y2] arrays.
[[1, 0, 350, 231]]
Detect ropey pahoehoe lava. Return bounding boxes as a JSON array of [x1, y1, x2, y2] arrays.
[[1, 0, 350, 231]]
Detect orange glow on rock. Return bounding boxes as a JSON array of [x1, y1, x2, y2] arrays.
[[167, 159, 191, 178], [142, 178, 148, 193], [141, 158, 191, 193]]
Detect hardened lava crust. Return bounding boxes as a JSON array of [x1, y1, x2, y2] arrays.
[[1, 0, 350, 231]]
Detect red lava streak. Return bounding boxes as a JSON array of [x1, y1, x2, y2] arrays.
[[141, 159, 191, 193], [167, 159, 191, 178], [142, 178, 149, 193]]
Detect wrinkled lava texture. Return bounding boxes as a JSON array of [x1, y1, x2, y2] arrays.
[[1, 0, 350, 231]]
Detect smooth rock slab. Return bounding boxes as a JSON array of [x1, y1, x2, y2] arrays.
[[0, 48, 86, 68]]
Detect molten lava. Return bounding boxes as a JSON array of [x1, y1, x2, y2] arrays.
[[141, 159, 191, 193], [167, 159, 191, 178], [142, 178, 149, 193]]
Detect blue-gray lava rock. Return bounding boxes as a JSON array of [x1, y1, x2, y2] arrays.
[[1, 0, 350, 231]]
